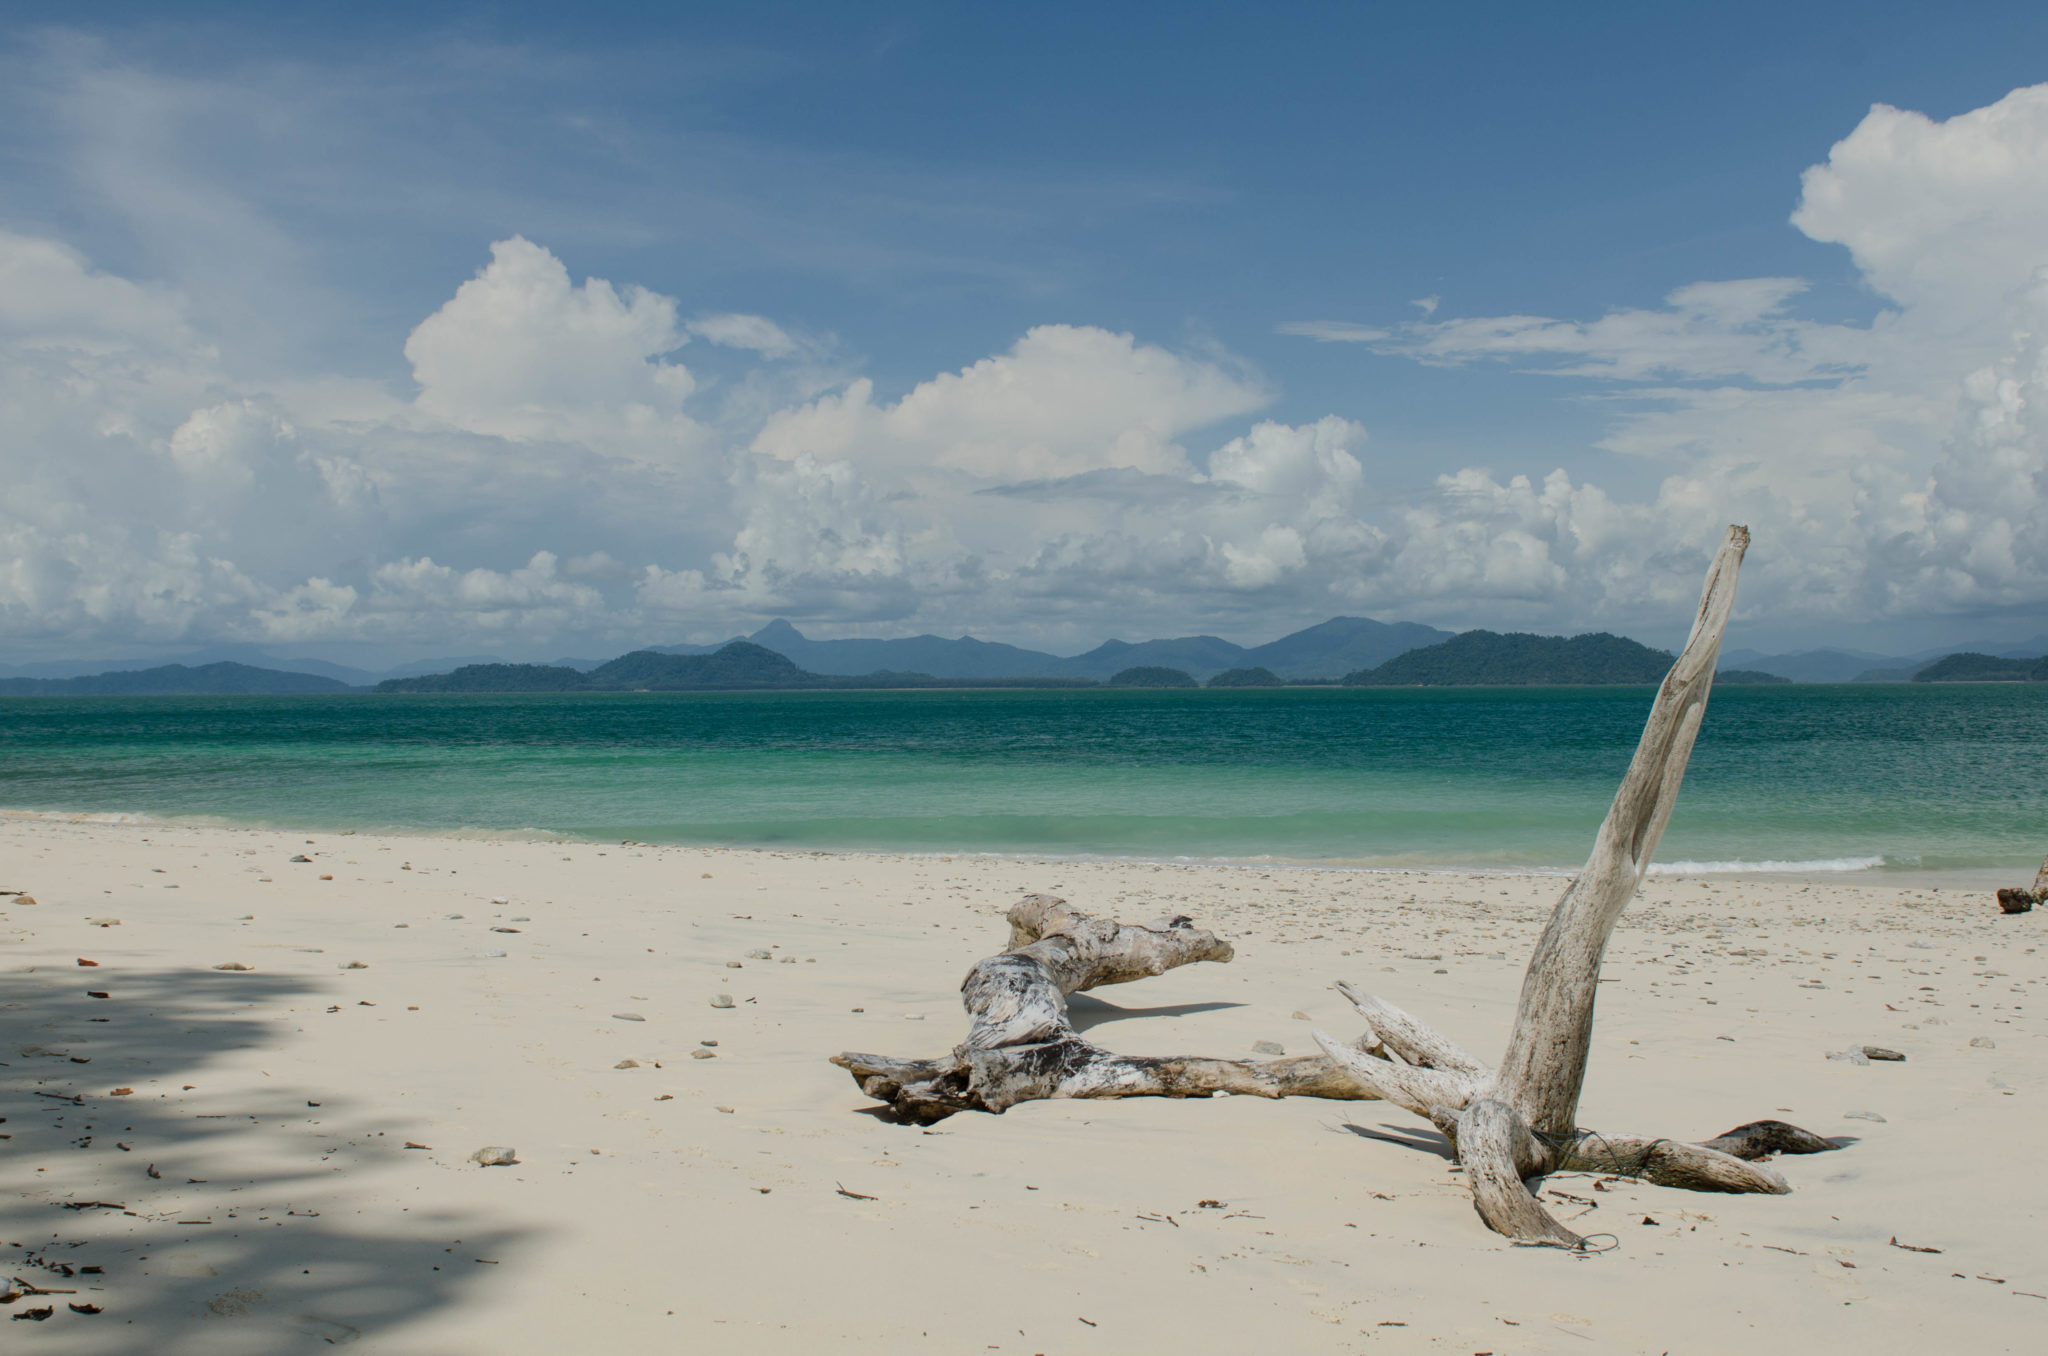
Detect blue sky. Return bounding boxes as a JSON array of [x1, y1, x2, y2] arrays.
[[6, 3, 2048, 663]]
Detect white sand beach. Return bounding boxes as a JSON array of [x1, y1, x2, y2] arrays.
[[3, 813, 2042, 1353]]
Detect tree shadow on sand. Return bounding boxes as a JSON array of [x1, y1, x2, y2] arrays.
[[1, 964, 529, 1353]]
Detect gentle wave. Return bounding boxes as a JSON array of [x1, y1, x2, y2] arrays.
[[1647, 855, 1887, 875]]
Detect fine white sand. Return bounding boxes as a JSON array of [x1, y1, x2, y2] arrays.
[[2, 813, 2043, 1353]]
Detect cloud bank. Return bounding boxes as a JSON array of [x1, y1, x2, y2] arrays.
[[8, 84, 2048, 659]]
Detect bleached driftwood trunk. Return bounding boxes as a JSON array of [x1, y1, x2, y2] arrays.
[[835, 524, 1837, 1246], [833, 894, 1378, 1123], [1311, 524, 1835, 1246]]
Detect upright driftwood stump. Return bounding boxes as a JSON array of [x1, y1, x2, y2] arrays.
[[835, 524, 1839, 1247], [1311, 525, 1836, 1245]]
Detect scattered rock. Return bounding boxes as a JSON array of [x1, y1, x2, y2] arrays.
[[212, 962, 254, 972], [1251, 1040, 1286, 1056], [470, 1146, 518, 1167], [77, 958, 98, 967], [490, 927, 521, 934], [341, 961, 368, 970], [904, 1013, 925, 1021], [746, 949, 773, 960], [1843, 1110, 1887, 1123], [1826, 1048, 1871, 1065], [1291, 1011, 1311, 1021], [290, 854, 312, 863], [690, 1048, 716, 1059], [1861, 1046, 1906, 1061], [710, 994, 735, 1009], [318, 874, 333, 881], [614, 1059, 640, 1069], [725, 961, 744, 969], [1971, 1036, 1997, 1049], [611, 1012, 646, 1022]]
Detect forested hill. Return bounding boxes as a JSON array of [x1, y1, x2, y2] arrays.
[[1910, 652, 2048, 682], [0, 662, 358, 696], [375, 643, 1096, 692], [1342, 631, 1788, 687]]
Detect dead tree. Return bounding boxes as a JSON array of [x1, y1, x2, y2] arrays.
[[834, 524, 1836, 1244], [1309, 524, 1835, 1245], [832, 894, 1379, 1124]]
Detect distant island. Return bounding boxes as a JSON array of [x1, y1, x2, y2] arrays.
[[1910, 652, 2047, 682], [22, 615, 2046, 696], [1340, 631, 1789, 687], [0, 661, 357, 697], [376, 643, 1096, 693]]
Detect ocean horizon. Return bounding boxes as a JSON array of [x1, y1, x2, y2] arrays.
[[4, 683, 2042, 874]]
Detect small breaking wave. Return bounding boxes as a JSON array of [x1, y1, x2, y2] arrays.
[[1648, 855, 1886, 875]]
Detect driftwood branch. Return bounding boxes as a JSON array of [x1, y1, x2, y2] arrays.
[[832, 894, 1380, 1123], [1315, 525, 1839, 1246]]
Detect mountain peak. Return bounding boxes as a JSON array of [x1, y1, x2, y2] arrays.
[[750, 619, 807, 642]]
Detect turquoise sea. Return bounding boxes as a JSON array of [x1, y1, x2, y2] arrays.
[[2, 684, 2043, 872]]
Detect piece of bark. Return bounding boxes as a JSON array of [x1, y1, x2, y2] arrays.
[[833, 895, 1383, 1123]]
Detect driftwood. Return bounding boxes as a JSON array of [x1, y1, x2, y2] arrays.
[[835, 524, 1839, 1247], [1996, 856, 2047, 913], [1311, 524, 1835, 1245], [833, 894, 1378, 1124]]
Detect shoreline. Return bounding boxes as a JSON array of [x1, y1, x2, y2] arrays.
[[3, 813, 2043, 1351], [0, 807, 2012, 891]]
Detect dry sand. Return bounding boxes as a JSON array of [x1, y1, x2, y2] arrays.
[[2, 813, 2043, 1353]]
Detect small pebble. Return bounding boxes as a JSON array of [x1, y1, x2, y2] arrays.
[[700, 1039, 719, 1047], [1251, 1040, 1285, 1056], [1291, 1011, 1311, 1021], [290, 854, 312, 863], [615, 1059, 640, 1069], [1970, 1037, 1996, 1049], [341, 961, 368, 969], [470, 1146, 518, 1166], [710, 994, 735, 1009], [747, 949, 773, 960], [690, 1048, 716, 1060], [1860, 1046, 1905, 1062], [1843, 1110, 1887, 1123], [212, 962, 253, 972], [905, 1013, 925, 1021], [612, 1012, 646, 1022], [725, 961, 744, 969]]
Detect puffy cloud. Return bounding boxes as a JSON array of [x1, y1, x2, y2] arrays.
[[1794, 85, 2048, 323], [754, 324, 1268, 480], [403, 236, 701, 452]]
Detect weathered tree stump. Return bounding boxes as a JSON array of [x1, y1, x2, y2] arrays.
[[833, 894, 1382, 1124]]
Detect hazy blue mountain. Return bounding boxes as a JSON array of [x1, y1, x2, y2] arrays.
[[1717, 647, 1895, 683], [0, 662, 359, 696], [1055, 635, 1245, 680], [703, 615, 1456, 683], [1240, 616, 1456, 680]]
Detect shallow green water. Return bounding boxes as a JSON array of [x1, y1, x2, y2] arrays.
[[2, 684, 2043, 871]]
